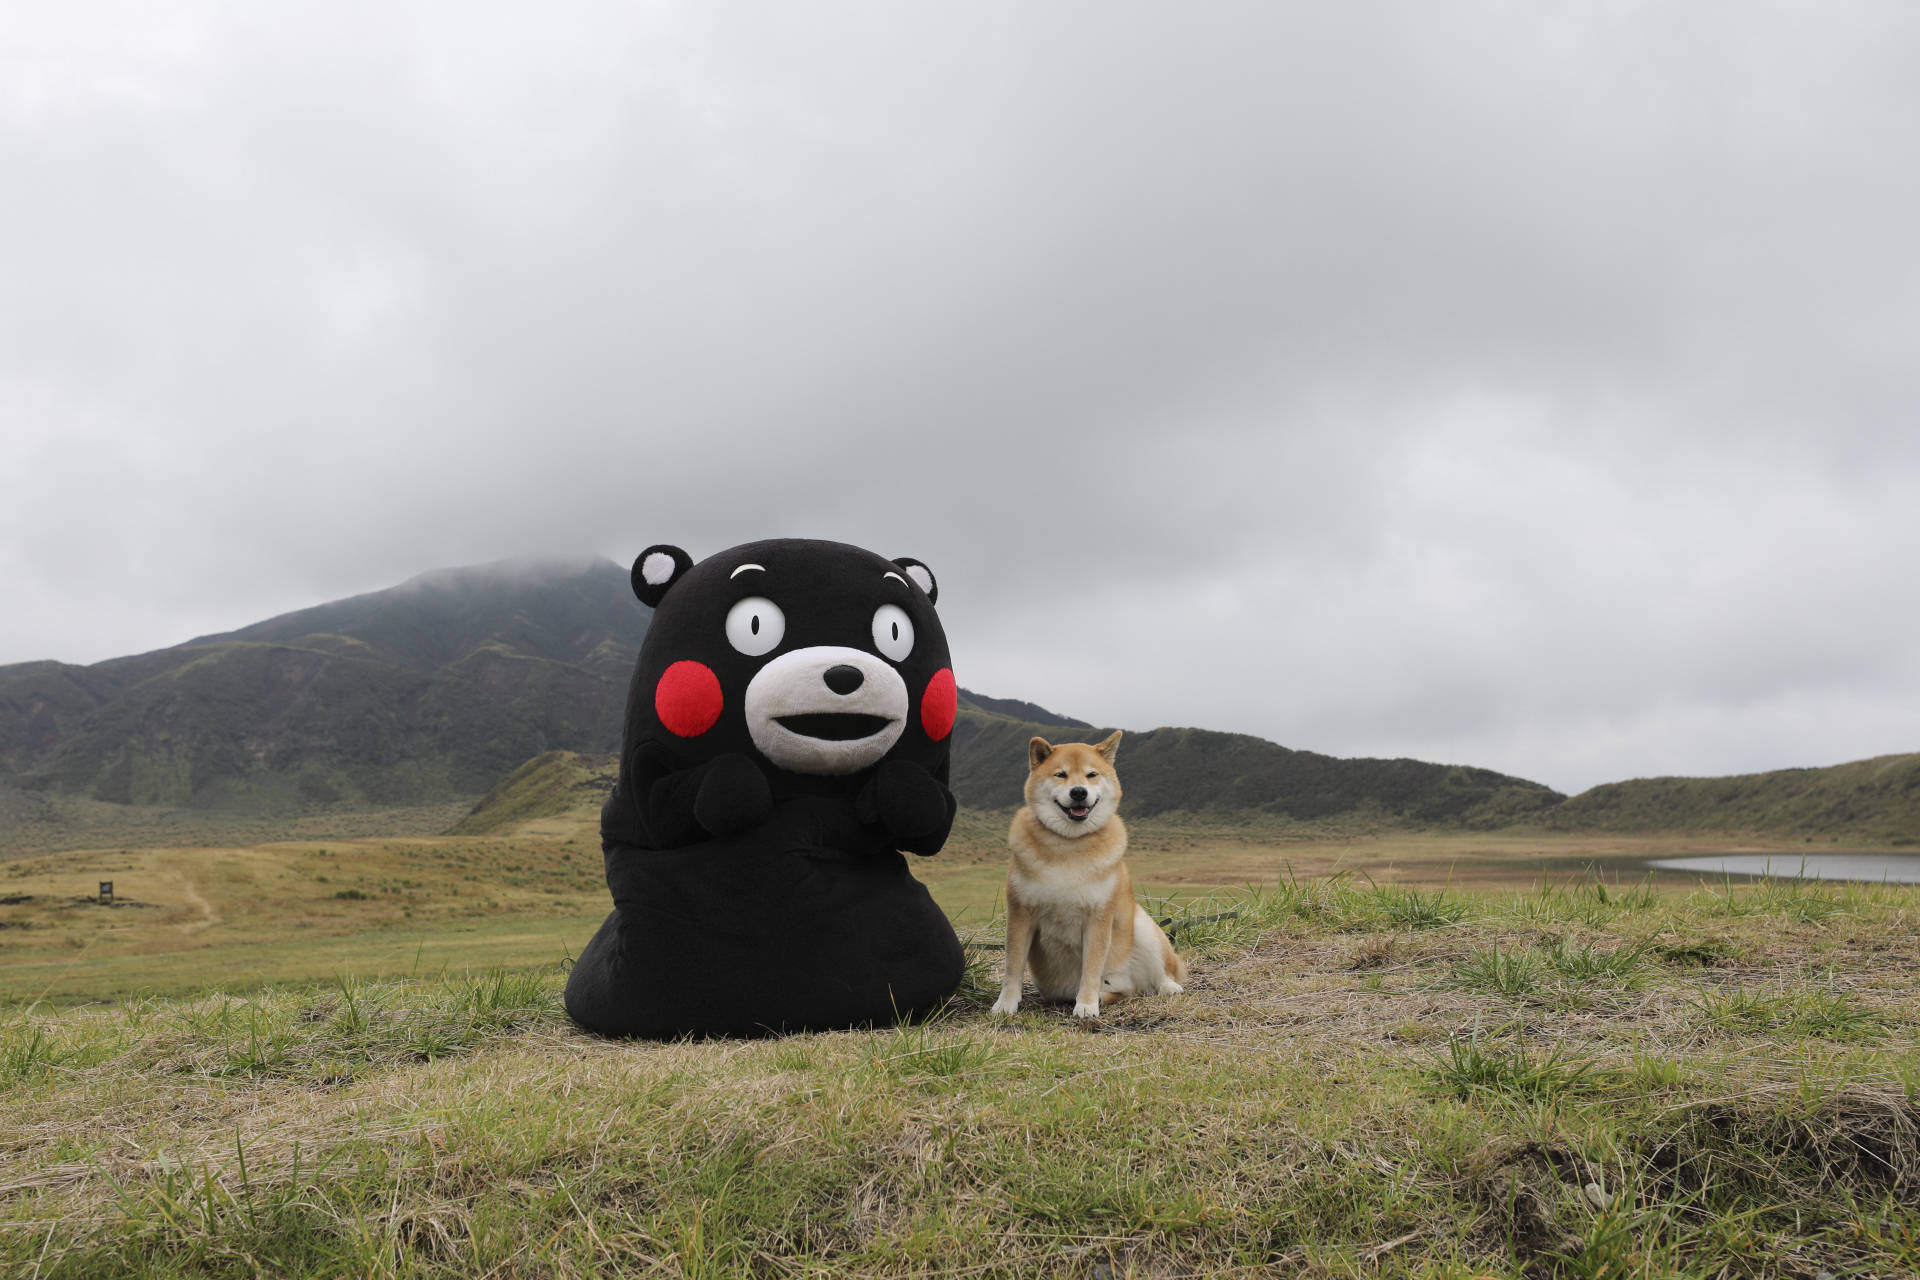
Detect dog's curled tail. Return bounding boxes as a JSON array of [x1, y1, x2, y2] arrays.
[[1167, 945, 1190, 984]]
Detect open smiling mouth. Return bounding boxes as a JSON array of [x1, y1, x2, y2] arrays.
[[776, 713, 895, 741], [1056, 798, 1098, 822]]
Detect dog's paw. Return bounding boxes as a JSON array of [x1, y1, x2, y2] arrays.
[[1159, 979, 1186, 996], [989, 994, 1021, 1017], [1072, 1000, 1102, 1020]]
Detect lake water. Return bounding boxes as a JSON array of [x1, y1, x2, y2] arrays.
[[1646, 853, 1920, 885]]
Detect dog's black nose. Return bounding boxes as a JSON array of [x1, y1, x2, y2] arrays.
[[1069, 786, 1088, 803], [823, 664, 864, 695]]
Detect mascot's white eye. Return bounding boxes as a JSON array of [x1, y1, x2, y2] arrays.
[[871, 604, 914, 662], [725, 597, 785, 657]]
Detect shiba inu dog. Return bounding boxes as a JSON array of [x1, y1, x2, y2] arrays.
[[991, 731, 1187, 1019]]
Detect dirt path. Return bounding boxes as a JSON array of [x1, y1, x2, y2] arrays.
[[173, 865, 220, 932]]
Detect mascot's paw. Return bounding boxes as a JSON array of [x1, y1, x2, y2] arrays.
[[857, 757, 948, 841], [693, 753, 773, 837]]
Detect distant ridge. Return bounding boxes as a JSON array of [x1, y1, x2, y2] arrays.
[[3, 558, 1912, 840], [1546, 753, 1920, 844], [947, 711, 1564, 826], [955, 689, 1090, 729], [0, 558, 645, 812]]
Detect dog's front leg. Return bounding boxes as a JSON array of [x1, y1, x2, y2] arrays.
[[1073, 911, 1112, 1019], [991, 897, 1033, 1016]]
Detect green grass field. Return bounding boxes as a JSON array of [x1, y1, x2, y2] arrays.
[[0, 808, 1858, 1006], [3, 870, 1917, 1277]]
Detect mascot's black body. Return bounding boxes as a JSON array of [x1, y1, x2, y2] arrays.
[[564, 538, 965, 1039]]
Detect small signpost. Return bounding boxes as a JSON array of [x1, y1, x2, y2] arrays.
[[98, 881, 113, 905]]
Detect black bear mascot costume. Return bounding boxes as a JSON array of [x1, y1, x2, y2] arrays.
[[564, 538, 966, 1038]]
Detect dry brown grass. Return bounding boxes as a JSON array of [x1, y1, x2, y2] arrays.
[[3, 873, 1918, 1277]]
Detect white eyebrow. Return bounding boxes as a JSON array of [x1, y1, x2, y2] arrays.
[[882, 571, 907, 587], [729, 563, 765, 579]]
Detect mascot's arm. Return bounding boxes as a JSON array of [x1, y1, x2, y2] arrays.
[[855, 757, 956, 856], [637, 748, 774, 843]]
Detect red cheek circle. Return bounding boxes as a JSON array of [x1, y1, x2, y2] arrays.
[[920, 667, 958, 741], [655, 661, 724, 738]]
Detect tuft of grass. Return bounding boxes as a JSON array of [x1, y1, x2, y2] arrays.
[[1505, 875, 1660, 927], [1426, 1037, 1598, 1103], [1440, 945, 1545, 1000], [1542, 937, 1658, 985], [1658, 937, 1745, 967], [1370, 884, 1473, 930], [867, 1025, 1003, 1081], [1692, 873, 1850, 922], [1, 1021, 63, 1085], [1692, 984, 1886, 1041]]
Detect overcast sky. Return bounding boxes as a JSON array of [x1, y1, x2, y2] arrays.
[[5, 2, 1918, 795]]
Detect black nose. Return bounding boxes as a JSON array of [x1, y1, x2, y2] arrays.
[[1069, 786, 1088, 802], [823, 665, 864, 695]]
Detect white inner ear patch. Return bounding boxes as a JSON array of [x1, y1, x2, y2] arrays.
[[901, 563, 935, 596], [641, 552, 678, 585]]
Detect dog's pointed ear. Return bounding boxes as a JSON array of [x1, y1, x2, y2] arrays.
[[631, 545, 693, 607], [1028, 737, 1054, 771], [892, 557, 937, 605], [1094, 730, 1122, 764]]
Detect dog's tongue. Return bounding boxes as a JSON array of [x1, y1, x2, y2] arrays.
[[1069, 805, 1091, 818]]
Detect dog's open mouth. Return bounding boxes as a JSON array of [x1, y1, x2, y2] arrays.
[[1056, 798, 1098, 823], [776, 713, 894, 741]]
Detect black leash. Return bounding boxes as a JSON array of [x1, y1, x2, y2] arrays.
[[1159, 910, 1241, 938]]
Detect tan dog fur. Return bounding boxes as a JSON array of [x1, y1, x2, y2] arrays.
[[991, 731, 1188, 1019]]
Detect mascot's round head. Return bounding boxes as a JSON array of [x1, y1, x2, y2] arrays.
[[626, 539, 956, 777]]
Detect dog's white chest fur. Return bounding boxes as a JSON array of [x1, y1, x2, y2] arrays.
[[1013, 867, 1121, 917], [1012, 866, 1118, 936]]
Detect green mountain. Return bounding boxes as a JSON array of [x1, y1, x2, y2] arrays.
[[947, 695, 1564, 825], [2, 557, 1564, 829], [448, 750, 618, 835], [8, 558, 1911, 841], [0, 558, 645, 812], [1545, 753, 1920, 843]]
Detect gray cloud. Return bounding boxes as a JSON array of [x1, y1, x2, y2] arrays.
[[4, 1, 1918, 793]]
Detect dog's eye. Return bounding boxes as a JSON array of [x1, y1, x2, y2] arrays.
[[725, 596, 785, 657], [1053, 770, 1067, 779], [1086, 772, 1098, 779], [871, 604, 914, 662]]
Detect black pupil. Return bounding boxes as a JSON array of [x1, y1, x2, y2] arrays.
[[890, 621, 899, 641], [750, 615, 760, 635]]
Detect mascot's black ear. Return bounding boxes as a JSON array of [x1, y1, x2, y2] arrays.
[[892, 557, 938, 605], [631, 545, 694, 607]]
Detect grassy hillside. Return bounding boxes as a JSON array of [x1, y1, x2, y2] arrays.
[[950, 696, 1566, 826], [0, 559, 644, 814], [448, 751, 618, 836], [954, 688, 1091, 728], [3, 875, 1917, 1277], [0, 787, 470, 859], [6, 552, 1914, 842], [0, 552, 1582, 836], [1551, 752, 1920, 843], [187, 557, 646, 675]]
